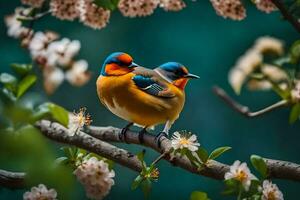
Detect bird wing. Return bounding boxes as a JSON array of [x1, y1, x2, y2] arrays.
[[132, 68, 175, 98]]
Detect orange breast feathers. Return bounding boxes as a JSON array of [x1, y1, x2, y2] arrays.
[[96, 74, 186, 127]]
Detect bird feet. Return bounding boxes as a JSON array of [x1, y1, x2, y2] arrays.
[[138, 128, 148, 144], [119, 122, 133, 143], [155, 131, 168, 148]]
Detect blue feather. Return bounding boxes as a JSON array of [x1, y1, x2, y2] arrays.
[[132, 75, 165, 97]]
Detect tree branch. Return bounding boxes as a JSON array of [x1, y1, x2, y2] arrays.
[[2, 119, 300, 189], [35, 120, 143, 172], [213, 86, 289, 117], [85, 125, 300, 182], [0, 169, 25, 189], [271, 0, 300, 34]]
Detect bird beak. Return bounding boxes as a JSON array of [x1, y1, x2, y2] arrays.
[[184, 73, 200, 79], [129, 62, 140, 68]]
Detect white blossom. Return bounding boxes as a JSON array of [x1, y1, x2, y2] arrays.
[[261, 64, 288, 82], [43, 67, 65, 95], [254, 36, 284, 55], [118, 0, 159, 18], [74, 157, 115, 200], [159, 0, 186, 11], [171, 131, 200, 152], [29, 32, 48, 59], [262, 180, 284, 200], [247, 80, 272, 91], [210, 0, 246, 21], [254, 0, 277, 14], [4, 8, 30, 39], [46, 38, 81, 67], [50, 0, 79, 20], [66, 60, 91, 86], [78, 0, 111, 29], [68, 107, 92, 135], [21, 0, 45, 8], [229, 49, 262, 94], [23, 184, 57, 200], [291, 80, 300, 103], [224, 160, 257, 191]]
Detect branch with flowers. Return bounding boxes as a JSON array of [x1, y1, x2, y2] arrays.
[[215, 36, 300, 124], [1, 117, 300, 199], [2, 1, 300, 200], [1, 60, 298, 199]]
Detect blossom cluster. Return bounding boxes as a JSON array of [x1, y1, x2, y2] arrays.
[[23, 184, 57, 200], [20, 0, 186, 30], [225, 161, 284, 200], [74, 157, 115, 200], [228, 36, 286, 94], [210, 0, 277, 21], [5, 7, 91, 94]]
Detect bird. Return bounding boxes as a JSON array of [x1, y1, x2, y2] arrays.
[[96, 52, 199, 144]]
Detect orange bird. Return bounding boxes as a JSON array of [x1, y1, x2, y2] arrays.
[[97, 52, 199, 144]]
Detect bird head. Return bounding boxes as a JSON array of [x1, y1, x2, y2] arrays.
[[101, 52, 140, 76], [155, 62, 199, 90]]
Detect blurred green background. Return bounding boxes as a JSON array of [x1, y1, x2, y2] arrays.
[[1, 0, 300, 199]]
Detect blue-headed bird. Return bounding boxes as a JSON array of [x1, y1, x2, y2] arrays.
[[96, 52, 199, 144]]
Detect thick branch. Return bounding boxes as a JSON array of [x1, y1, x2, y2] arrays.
[[86, 125, 300, 182], [3, 120, 300, 189], [271, 0, 300, 34], [35, 120, 142, 172], [213, 86, 289, 117], [0, 169, 25, 189]]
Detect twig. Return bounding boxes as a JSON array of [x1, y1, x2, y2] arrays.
[[151, 152, 168, 166], [85, 125, 300, 182], [213, 86, 289, 117], [271, 0, 300, 34], [19, 10, 51, 21]]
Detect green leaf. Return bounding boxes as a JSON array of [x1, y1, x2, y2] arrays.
[[208, 146, 231, 160], [290, 40, 300, 64], [17, 74, 37, 98], [137, 151, 147, 169], [186, 151, 200, 167], [131, 175, 143, 190], [271, 82, 290, 100], [289, 103, 300, 124], [0, 73, 17, 92], [55, 157, 69, 165], [93, 0, 120, 10], [34, 103, 69, 126], [273, 56, 291, 66], [61, 146, 78, 159], [141, 178, 152, 199], [11, 63, 32, 76], [250, 155, 268, 178], [222, 179, 240, 195], [0, 88, 17, 102], [190, 191, 210, 200], [47, 103, 69, 127], [196, 147, 209, 163], [246, 179, 261, 197]]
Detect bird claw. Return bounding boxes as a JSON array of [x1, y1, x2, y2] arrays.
[[119, 122, 133, 143], [138, 128, 148, 144], [155, 131, 168, 148]]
